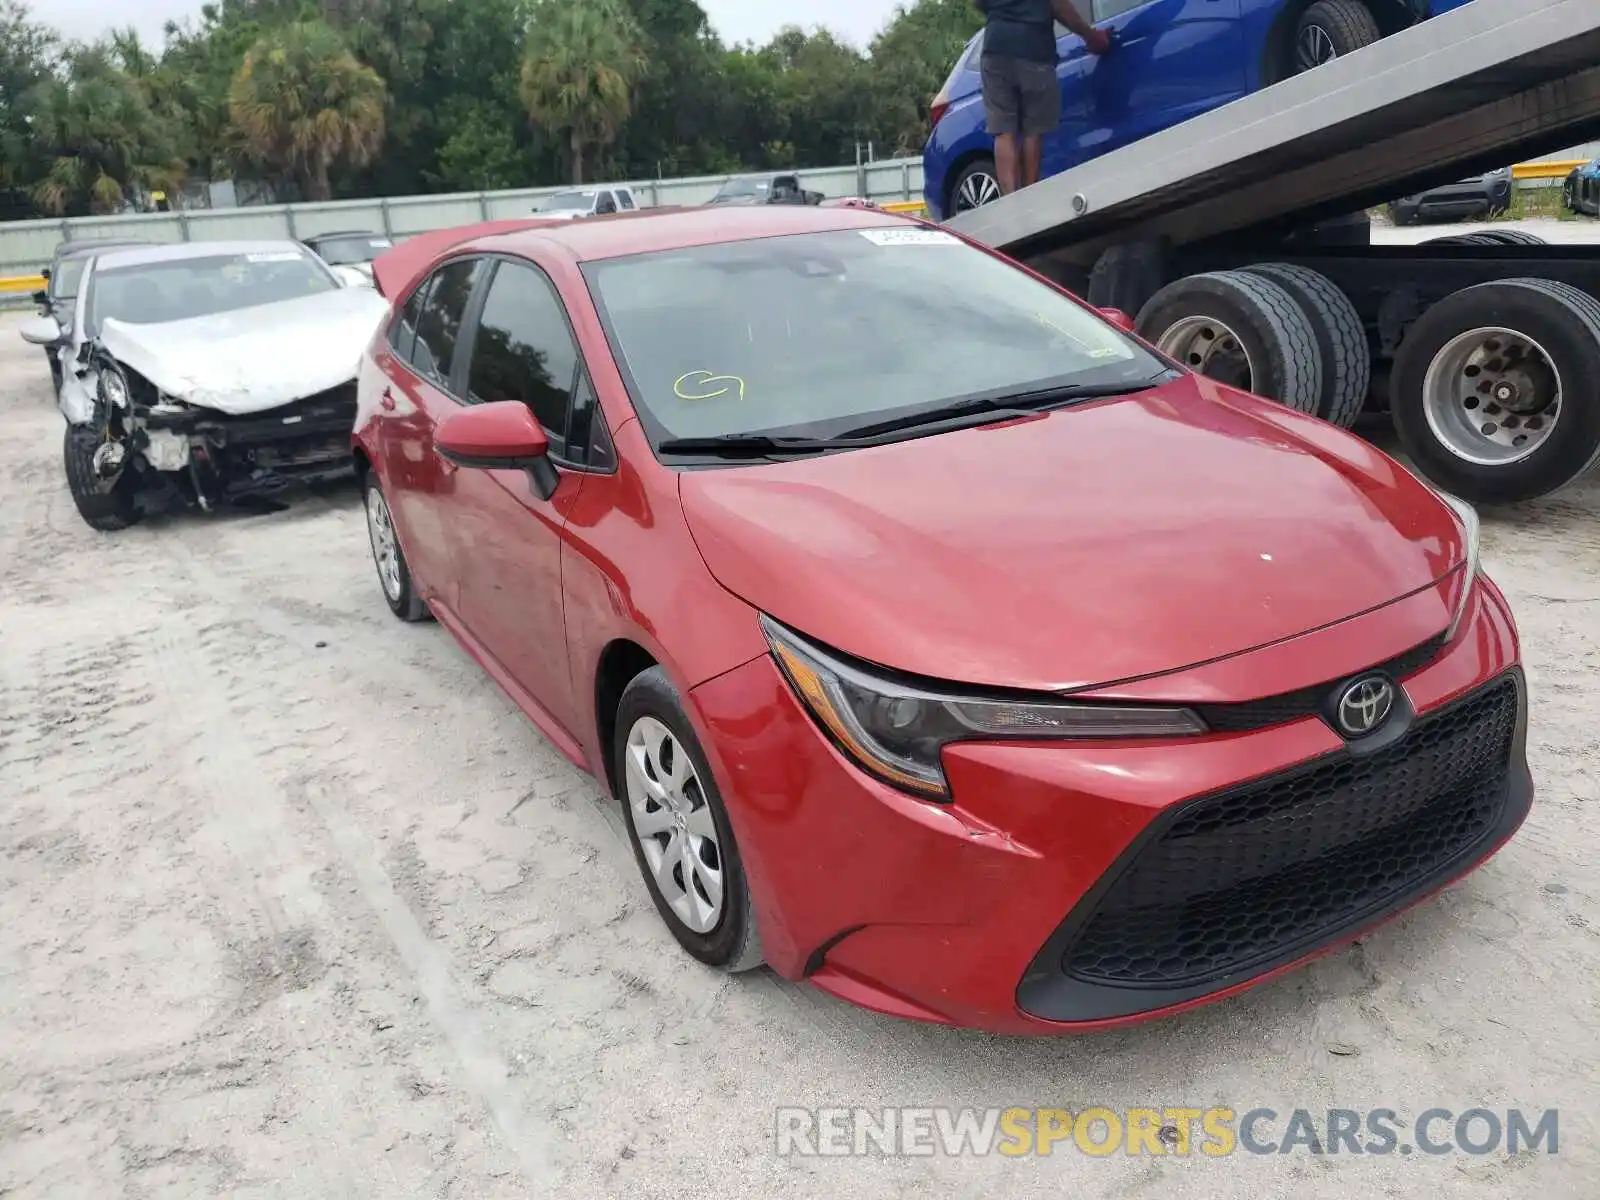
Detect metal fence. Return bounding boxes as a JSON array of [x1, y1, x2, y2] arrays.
[[0, 158, 927, 281]]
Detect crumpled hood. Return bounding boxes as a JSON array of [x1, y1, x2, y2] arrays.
[[678, 374, 1464, 693], [101, 286, 390, 415]]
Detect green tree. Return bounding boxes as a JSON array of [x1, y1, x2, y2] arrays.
[[28, 43, 187, 214], [228, 19, 388, 200], [0, 0, 56, 195], [869, 0, 983, 156], [520, 0, 646, 184]]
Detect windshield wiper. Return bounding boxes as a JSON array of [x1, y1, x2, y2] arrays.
[[836, 374, 1179, 440], [657, 434, 867, 457]]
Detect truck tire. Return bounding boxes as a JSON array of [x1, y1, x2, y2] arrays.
[[1391, 277, 1600, 504], [1137, 270, 1323, 414], [1466, 230, 1547, 246], [1241, 262, 1371, 427], [63, 425, 142, 532], [1294, 0, 1381, 73], [949, 157, 1001, 214]]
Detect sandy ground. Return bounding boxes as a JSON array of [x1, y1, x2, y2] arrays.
[[1, 267, 1597, 1198]]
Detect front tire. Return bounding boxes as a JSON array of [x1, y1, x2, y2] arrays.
[[1392, 278, 1600, 504], [614, 667, 764, 973], [1294, 0, 1381, 73], [63, 425, 141, 532], [364, 474, 430, 622]]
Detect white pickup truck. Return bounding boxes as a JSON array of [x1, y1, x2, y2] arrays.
[[531, 186, 640, 220]]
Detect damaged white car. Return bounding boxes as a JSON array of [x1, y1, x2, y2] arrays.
[[18, 240, 390, 530]]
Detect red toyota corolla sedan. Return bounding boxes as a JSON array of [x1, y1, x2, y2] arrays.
[[352, 205, 1530, 1035]]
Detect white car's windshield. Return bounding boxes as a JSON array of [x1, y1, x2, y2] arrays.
[[90, 250, 337, 332], [312, 235, 391, 265], [584, 227, 1168, 449], [537, 191, 596, 212]]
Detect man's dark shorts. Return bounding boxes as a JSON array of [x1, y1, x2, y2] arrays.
[[980, 53, 1060, 137]]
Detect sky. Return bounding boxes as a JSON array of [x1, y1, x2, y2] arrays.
[[43, 0, 911, 51]]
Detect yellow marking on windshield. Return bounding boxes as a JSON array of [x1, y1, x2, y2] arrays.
[[674, 370, 747, 401]]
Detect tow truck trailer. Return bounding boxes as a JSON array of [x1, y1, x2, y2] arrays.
[[946, 0, 1600, 505]]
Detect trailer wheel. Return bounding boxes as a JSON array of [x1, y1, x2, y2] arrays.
[[1294, 0, 1380, 73], [1138, 270, 1322, 414], [1392, 278, 1600, 504], [1241, 262, 1371, 427]]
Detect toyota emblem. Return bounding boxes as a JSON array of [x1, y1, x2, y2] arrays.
[[1335, 676, 1395, 738]]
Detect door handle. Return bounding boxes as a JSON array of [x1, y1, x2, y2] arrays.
[[380, 387, 397, 411]]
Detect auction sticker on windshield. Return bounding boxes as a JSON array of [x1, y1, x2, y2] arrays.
[[857, 229, 961, 247]]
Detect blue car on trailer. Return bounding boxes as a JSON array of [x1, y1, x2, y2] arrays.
[[923, 0, 1481, 221]]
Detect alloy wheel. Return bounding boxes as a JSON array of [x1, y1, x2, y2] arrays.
[[1422, 326, 1562, 466], [1295, 24, 1338, 72], [955, 169, 1001, 212]]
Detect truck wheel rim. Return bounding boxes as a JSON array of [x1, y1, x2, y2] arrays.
[[956, 170, 1000, 211], [1295, 25, 1337, 71], [1155, 315, 1256, 391], [1422, 326, 1561, 466], [366, 487, 403, 601], [625, 716, 724, 934]]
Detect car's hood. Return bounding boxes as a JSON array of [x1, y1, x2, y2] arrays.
[[678, 374, 1464, 693], [100, 287, 391, 415]]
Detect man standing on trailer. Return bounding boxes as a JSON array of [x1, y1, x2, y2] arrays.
[[973, 0, 1111, 195]]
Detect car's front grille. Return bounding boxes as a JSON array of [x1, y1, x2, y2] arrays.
[[1060, 675, 1519, 989], [1193, 633, 1446, 733]]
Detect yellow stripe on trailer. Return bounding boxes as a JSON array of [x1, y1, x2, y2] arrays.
[[0, 274, 45, 294]]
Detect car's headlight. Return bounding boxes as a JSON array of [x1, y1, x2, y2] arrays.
[[98, 367, 129, 410], [1438, 491, 1481, 642], [760, 616, 1207, 800]]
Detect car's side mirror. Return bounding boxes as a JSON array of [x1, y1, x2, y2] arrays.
[[18, 314, 64, 346], [1098, 307, 1137, 334], [435, 401, 560, 500]]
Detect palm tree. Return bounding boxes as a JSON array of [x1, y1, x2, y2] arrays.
[[228, 20, 387, 201], [520, 0, 645, 184], [27, 45, 186, 215]]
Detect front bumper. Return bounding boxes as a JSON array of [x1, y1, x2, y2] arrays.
[[1395, 176, 1513, 219], [138, 383, 358, 495], [688, 577, 1528, 1034]]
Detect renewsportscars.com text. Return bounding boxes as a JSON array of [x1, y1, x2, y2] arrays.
[[774, 1106, 1559, 1158]]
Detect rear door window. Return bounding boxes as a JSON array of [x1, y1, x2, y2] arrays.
[[411, 258, 485, 389], [617, 190, 637, 211]]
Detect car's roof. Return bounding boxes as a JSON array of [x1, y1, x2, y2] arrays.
[[304, 229, 387, 242], [92, 239, 318, 270], [56, 238, 150, 259], [471, 204, 911, 264]]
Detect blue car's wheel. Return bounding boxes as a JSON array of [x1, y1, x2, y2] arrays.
[[1294, 0, 1380, 73], [950, 158, 1001, 215]]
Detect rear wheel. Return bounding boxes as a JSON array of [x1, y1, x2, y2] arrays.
[[1241, 262, 1371, 427], [364, 474, 430, 622], [1392, 278, 1600, 503], [949, 157, 1000, 214], [1137, 270, 1323, 414], [1563, 172, 1578, 212], [1294, 0, 1381, 74], [63, 424, 141, 532]]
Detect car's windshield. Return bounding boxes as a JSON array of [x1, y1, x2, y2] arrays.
[[90, 250, 337, 332], [312, 235, 392, 265], [710, 179, 770, 204], [538, 191, 597, 212], [583, 227, 1168, 450]]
